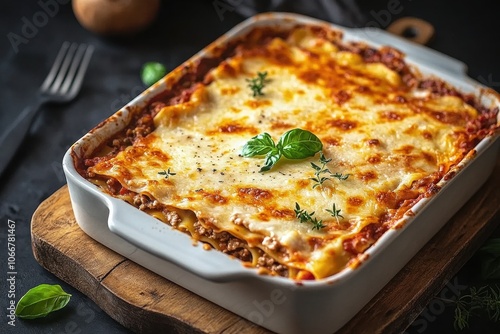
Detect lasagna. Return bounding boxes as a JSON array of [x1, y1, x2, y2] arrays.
[[76, 25, 499, 280]]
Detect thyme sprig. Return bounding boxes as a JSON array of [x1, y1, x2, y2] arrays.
[[294, 203, 346, 230], [310, 152, 351, 189], [158, 168, 176, 179], [310, 153, 332, 188], [246, 71, 269, 97], [432, 238, 500, 330], [452, 285, 500, 330], [310, 153, 350, 188], [294, 203, 326, 230], [332, 172, 350, 181], [326, 203, 344, 223]]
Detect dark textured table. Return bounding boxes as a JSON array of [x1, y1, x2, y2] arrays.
[[1, 1, 499, 333]]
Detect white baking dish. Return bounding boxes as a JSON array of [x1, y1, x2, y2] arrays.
[[63, 13, 500, 334]]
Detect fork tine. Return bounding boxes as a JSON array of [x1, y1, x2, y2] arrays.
[[67, 44, 94, 98], [49, 42, 78, 94], [59, 44, 87, 95], [40, 41, 70, 91]]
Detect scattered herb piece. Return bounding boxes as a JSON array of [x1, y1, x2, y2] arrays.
[[15, 284, 71, 319], [326, 203, 344, 223], [141, 61, 167, 86], [294, 203, 314, 224], [311, 218, 326, 230], [246, 71, 269, 97], [294, 203, 326, 230], [331, 172, 350, 181], [158, 168, 176, 179], [428, 238, 500, 330], [451, 285, 500, 330], [310, 152, 349, 188], [310, 153, 333, 188], [242, 128, 322, 172]]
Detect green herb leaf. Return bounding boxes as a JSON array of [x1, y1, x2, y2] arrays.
[[241, 129, 323, 172], [15, 284, 71, 319], [278, 129, 323, 159], [311, 217, 326, 230], [326, 203, 344, 223], [310, 152, 349, 188], [294, 202, 326, 230], [141, 61, 167, 86], [260, 150, 281, 172], [332, 172, 350, 181], [241, 133, 276, 157], [158, 168, 176, 179], [451, 285, 500, 330], [246, 71, 269, 97]]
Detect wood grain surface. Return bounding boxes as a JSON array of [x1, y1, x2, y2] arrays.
[[31, 159, 500, 334]]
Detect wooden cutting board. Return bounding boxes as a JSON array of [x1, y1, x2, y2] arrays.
[[31, 159, 500, 334]]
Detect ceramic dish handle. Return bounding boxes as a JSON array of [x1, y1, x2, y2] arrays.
[[106, 197, 254, 282], [347, 27, 468, 78]]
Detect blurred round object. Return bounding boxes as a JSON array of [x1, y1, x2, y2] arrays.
[[387, 17, 435, 45], [72, 0, 161, 36], [141, 62, 167, 86]]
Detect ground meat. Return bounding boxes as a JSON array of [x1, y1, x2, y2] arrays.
[[257, 253, 288, 277], [126, 114, 154, 140], [343, 223, 387, 255], [104, 110, 154, 153], [133, 193, 161, 211], [132, 193, 183, 226], [149, 101, 166, 115], [106, 178, 121, 195], [262, 236, 280, 250], [418, 78, 462, 97], [227, 238, 246, 251], [163, 210, 182, 227], [227, 247, 252, 262], [190, 221, 252, 262], [168, 84, 198, 105], [337, 42, 419, 88]]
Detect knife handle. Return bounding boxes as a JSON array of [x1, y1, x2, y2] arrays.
[[0, 103, 41, 177]]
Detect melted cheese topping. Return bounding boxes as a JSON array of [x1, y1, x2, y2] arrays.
[[89, 28, 479, 279]]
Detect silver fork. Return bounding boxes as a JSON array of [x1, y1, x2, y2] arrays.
[[0, 42, 94, 177]]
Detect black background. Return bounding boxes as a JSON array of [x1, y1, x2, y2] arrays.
[[1, 0, 499, 333]]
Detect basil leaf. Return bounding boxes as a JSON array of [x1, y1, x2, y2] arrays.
[[278, 129, 323, 159], [241, 133, 276, 157], [141, 62, 167, 86], [242, 128, 324, 172], [260, 150, 281, 172], [15, 284, 71, 319]]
